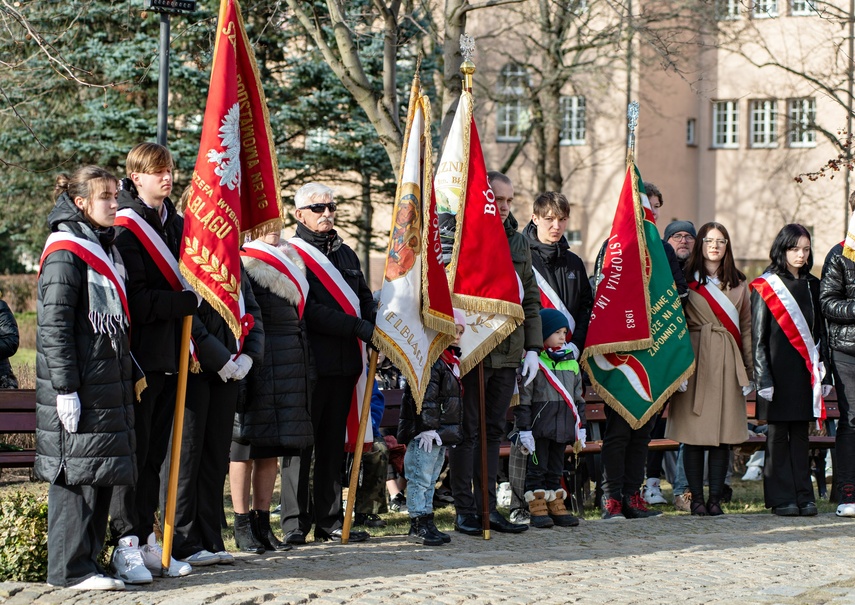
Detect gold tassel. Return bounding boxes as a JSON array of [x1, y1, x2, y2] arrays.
[[134, 376, 148, 403]]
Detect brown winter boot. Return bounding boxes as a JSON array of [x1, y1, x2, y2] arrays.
[[524, 490, 554, 528], [547, 489, 580, 527]]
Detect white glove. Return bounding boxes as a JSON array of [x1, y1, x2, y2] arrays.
[[416, 430, 442, 453], [217, 359, 239, 382], [56, 393, 81, 433], [577, 428, 587, 449], [822, 384, 833, 397], [521, 351, 540, 387], [519, 430, 536, 455], [819, 361, 827, 380], [742, 382, 755, 397], [677, 380, 688, 393], [758, 386, 774, 401], [567, 343, 580, 360], [231, 354, 253, 381]]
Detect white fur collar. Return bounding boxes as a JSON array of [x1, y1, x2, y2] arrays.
[[243, 242, 305, 305]]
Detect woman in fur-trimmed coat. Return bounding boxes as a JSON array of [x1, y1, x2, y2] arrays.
[[229, 232, 314, 553]]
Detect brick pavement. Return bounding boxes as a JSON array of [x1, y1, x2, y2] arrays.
[[3, 513, 855, 604]]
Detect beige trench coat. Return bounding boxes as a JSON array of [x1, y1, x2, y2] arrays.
[[665, 280, 753, 446]]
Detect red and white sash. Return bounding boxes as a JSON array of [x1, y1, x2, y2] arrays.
[[537, 357, 583, 443], [241, 241, 309, 319], [688, 272, 742, 351], [39, 232, 130, 320], [289, 237, 373, 449], [534, 268, 576, 338], [750, 273, 826, 427]]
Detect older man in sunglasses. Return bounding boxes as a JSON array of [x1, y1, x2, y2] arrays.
[[289, 182, 376, 543]]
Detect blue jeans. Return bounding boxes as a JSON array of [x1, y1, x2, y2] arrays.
[[404, 440, 446, 517], [673, 444, 688, 496]]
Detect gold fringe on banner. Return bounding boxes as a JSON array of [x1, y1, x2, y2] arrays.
[[180, 263, 242, 342]]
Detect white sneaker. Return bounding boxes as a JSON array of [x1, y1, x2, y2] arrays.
[[214, 550, 234, 565], [642, 478, 667, 505], [140, 532, 192, 577], [742, 466, 763, 481], [180, 550, 220, 566], [110, 536, 153, 585], [509, 508, 531, 525], [837, 502, 855, 517], [67, 574, 126, 591], [497, 482, 512, 508]]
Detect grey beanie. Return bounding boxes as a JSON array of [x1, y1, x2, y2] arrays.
[[664, 220, 696, 241]]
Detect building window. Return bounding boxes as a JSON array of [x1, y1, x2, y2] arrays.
[[716, 0, 740, 19], [753, 0, 778, 17], [791, 0, 817, 15], [687, 118, 697, 146], [712, 100, 739, 148], [788, 98, 817, 147], [560, 96, 586, 145], [566, 229, 582, 246], [750, 100, 778, 148], [496, 63, 529, 142]]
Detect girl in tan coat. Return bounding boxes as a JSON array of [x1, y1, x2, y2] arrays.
[[666, 222, 753, 516]]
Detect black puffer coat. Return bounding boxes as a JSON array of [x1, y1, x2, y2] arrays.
[[397, 351, 464, 446], [114, 180, 197, 373], [752, 272, 830, 422], [821, 244, 855, 356], [35, 194, 136, 486], [238, 245, 314, 449], [523, 221, 593, 355], [0, 300, 19, 386], [294, 223, 375, 377]]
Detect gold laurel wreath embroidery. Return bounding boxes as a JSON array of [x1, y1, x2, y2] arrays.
[[184, 236, 240, 301]]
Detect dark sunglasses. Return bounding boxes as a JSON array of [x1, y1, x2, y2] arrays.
[[303, 202, 337, 214]]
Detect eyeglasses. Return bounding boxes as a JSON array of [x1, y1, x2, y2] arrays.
[[303, 202, 337, 214], [669, 234, 695, 242], [702, 238, 728, 247]]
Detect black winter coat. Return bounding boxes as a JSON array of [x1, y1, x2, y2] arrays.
[[397, 351, 464, 446], [0, 300, 19, 385], [35, 194, 136, 486], [114, 180, 197, 373], [294, 223, 375, 377], [238, 247, 314, 449], [753, 272, 830, 422], [821, 244, 855, 356], [523, 221, 593, 355]]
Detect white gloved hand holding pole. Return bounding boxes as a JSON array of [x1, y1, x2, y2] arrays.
[[519, 430, 536, 455], [56, 393, 81, 433], [231, 354, 253, 381]]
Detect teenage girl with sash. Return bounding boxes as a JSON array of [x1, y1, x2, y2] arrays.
[[37, 167, 135, 590], [666, 222, 754, 516], [751, 224, 831, 516]]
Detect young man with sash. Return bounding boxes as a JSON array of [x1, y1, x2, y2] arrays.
[[109, 143, 197, 579], [821, 194, 855, 517], [289, 182, 376, 543], [506, 191, 591, 524], [751, 224, 830, 516]]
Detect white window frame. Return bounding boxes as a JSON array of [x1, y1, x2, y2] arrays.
[[790, 0, 817, 15], [559, 96, 586, 146], [496, 63, 529, 143], [686, 118, 697, 146], [749, 99, 778, 148], [716, 0, 741, 20], [753, 0, 779, 17], [712, 100, 739, 149], [788, 98, 817, 148]]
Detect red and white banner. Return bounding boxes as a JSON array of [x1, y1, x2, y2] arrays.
[[435, 91, 523, 375], [750, 273, 826, 427], [240, 240, 308, 319], [289, 238, 372, 451], [688, 273, 742, 352], [179, 0, 282, 340]]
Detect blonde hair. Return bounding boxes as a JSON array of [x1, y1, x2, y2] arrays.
[[126, 142, 173, 176], [54, 166, 117, 203]]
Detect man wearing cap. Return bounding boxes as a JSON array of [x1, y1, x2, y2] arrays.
[[289, 182, 376, 543], [664, 220, 696, 267]]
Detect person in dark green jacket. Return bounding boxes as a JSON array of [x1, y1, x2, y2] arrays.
[[450, 171, 542, 536]]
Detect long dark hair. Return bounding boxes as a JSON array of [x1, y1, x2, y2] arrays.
[[685, 222, 745, 290], [764, 223, 813, 277]]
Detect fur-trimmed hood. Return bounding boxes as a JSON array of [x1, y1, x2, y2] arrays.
[[242, 242, 305, 306]]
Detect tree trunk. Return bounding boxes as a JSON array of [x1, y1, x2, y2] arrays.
[[539, 83, 563, 192], [440, 0, 467, 146]]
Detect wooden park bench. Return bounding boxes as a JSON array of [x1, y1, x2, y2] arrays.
[[0, 388, 36, 469]]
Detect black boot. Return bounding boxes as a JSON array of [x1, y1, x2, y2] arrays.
[[251, 509, 292, 552], [234, 513, 265, 554], [408, 516, 444, 546], [424, 513, 451, 543]]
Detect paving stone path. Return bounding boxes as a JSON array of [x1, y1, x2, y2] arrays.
[[3, 513, 855, 604]]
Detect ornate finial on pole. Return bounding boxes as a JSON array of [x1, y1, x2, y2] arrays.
[[460, 34, 476, 93], [627, 101, 639, 153]]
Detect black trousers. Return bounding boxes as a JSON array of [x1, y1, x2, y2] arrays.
[[449, 366, 516, 515], [684, 444, 729, 502], [47, 480, 112, 587], [280, 448, 312, 535], [764, 421, 814, 508], [832, 351, 855, 493], [646, 413, 667, 479], [524, 436, 566, 492], [601, 407, 657, 499], [310, 374, 358, 535], [110, 371, 177, 541], [166, 372, 238, 559]]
